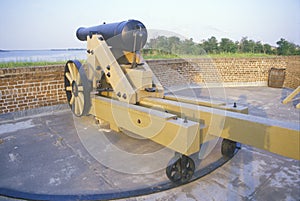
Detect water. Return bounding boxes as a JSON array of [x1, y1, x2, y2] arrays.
[[0, 49, 87, 62]]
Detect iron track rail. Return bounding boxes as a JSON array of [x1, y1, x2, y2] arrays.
[[0, 149, 239, 201]]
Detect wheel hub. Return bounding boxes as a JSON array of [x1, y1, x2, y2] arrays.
[[72, 81, 79, 97], [166, 155, 195, 184]]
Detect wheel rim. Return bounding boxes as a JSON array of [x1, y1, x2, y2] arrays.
[[64, 60, 89, 117], [166, 155, 195, 184]]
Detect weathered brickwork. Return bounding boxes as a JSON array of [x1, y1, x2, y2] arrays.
[[0, 56, 299, 114], [284, 57, 300, 89], [0, 66, 66, 114], [147, 56, 299, 88]]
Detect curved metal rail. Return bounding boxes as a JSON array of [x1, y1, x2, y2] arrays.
[[0, 148, 239, 201]]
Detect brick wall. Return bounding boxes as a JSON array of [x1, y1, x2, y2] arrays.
[[0, 56, 299, 114], [284, 57, 300, 89], [147, 56, 300, 88], [0, 66, 66, 114]]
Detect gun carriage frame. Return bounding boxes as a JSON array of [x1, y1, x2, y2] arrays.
[[64, 20, 299, 183]]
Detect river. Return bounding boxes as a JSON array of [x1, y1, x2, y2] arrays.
[[0, 49, 86, 62]]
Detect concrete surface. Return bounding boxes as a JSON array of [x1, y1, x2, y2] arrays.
[[0, 86, 299, 201]]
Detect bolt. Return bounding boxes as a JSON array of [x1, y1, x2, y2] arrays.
[[184, 117, 188, 123]]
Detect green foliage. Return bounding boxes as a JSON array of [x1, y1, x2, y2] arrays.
[[146, 35, 299, 56], [142, 49, 180, 59], [208, 53, 275, 58], [142, 50, 274, 59], [263, 44, 274, 54], [276, 38, 300, 55], [219, 38, 237, 53], [202, 36, 218, 54]]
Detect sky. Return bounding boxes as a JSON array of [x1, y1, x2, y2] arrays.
[[0, 0, 299, 50]]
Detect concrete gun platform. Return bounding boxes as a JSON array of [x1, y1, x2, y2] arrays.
[[0, 86, 299, 201]]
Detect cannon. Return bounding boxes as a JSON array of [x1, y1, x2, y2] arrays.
[[76, 20, 147, 65], [76, 20, 147, 51], [64, 20, 299, 184]]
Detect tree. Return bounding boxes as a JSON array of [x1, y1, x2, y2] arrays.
[[254, 41, 264, 53], [203, 36, 219, 54], [248, 40, 256, 53], [219, 38, 237, 53], [146, 35, 300, 56], [296, 45, 300, 55], [239, 37, 259, 53], [263, 43, 273, 54], [168, 36, 181, 54], [146, 36, 170, 53], [240, 37, 249, 53], [179, 38, 195, 54], [276, 38, 297, 55]]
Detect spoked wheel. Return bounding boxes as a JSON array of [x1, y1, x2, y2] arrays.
[[64, 60, 91, 117], [166, 154, 195, 184], [221, 139, 237, 158]]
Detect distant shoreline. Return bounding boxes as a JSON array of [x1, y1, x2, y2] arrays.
[[50, 48, 85, 51], [0, 48, 85, 52], [0, 49, 87, 63]]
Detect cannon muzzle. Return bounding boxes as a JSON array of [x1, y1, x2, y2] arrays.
[[76, 19, 147, 52]]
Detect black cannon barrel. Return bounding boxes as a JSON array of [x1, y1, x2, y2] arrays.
[[76, 19, 147, 52]]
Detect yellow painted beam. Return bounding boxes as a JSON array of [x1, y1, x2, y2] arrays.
[[164, 94, 248, 114], [282, 86, 300, 105], [91, 96, 200, 155], [164, 94, 226, 107], [140, 97, 300, 160]]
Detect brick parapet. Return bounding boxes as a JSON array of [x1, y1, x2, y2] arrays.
[[0, 56, 299, 114]]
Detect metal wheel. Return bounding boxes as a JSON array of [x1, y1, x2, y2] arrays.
[[64, 60, 91, 116], [166, 155, 195, 184], [221, 139, 237, 158]]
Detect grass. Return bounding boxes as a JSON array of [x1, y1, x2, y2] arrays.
[[144, 52, 277, 59], [0, 53, 281, 68], [207, 53, 277, 58], [143, 53, 180, 60], [0, 61, 66, 68]]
